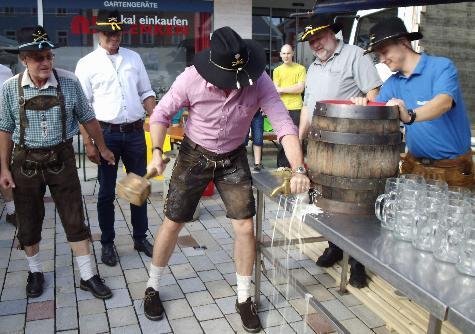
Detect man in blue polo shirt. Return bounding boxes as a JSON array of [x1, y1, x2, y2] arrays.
[[355, 17, 473, 186]]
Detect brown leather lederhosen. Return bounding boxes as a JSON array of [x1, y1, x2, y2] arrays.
[[400, 150, 475, 188], [12, 69, 90, 247]]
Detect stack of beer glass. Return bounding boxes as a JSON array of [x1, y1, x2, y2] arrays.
[[375, 175, 475, 276]]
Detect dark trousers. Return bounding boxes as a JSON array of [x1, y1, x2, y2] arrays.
[[97, 128, 148, 245], [12, 141, 89, 246], [277, 110, 301, 168]]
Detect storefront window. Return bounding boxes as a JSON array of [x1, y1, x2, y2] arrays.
[[252, 6, 312, 76], [0, 0, 213, 101]]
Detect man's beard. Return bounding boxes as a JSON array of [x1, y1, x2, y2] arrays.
[[314, 47, 334, 62]]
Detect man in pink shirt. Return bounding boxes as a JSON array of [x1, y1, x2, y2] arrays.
[[144, 27, 310, 332]]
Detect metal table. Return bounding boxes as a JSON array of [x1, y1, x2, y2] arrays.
[[447, 300, 475, 333], [252, 170, 475, 334]]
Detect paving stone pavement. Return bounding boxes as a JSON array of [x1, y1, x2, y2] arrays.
[[0, 148, 389, 333]]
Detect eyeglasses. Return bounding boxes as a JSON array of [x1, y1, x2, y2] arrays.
[[27, 53, 55, 63]]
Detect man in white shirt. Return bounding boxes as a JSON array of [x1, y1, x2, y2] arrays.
[[75, 10, 156, 266], [0, 64, 16, 226]]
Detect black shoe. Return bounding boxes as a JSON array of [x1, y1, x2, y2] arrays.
[[144, 287, 164, 321], [134, 239, 153, 258], [316, 245, 343, 267], [80, 274, 113, 299], [26, 271, 44, 298], [349, 262, 367, 288], [101, 243, 118, 267], [235, 297, 262, 333], [6, 213, 16, 227], [253, 164, 264, 172]]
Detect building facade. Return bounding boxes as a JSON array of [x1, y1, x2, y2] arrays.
[[0, 0, 314, 98]]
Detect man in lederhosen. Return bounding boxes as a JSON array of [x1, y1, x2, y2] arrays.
[[144, 27, 310, 333], [353, 18, 473, 187], [0, 26, 115, 299]]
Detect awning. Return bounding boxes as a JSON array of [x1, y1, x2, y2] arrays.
[[313, 0, 469, 13]]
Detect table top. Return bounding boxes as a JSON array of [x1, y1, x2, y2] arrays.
[[252, 170, 475, 329]]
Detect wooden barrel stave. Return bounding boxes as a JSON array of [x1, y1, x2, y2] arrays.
[[308, 101, 401, 215]]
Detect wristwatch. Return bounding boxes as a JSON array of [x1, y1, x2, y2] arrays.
[[151, 146, 163, 154], [403, 109, 417, 125], [293, 166, 307, 175]]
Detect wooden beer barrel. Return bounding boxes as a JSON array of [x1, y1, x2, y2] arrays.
[[307, 100, 401, 215]]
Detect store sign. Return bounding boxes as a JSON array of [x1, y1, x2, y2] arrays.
[[40, 0, 213, 13], [71, 15, 190, 36], [103, 1, 158, 9]]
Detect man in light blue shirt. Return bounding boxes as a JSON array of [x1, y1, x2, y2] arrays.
[[357, 17, 473, 186]]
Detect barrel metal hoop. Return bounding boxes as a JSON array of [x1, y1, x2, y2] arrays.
[[314, 196, 375, 216], [314, 102, 399, 120], [311, 129, 401, 145], [310, 173, 386, 191]]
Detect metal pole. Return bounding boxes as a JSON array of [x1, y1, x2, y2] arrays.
[[254, 189, 264, 306], [427, 314, 442, 334], [339, 252, 349, 294], [37, 0, 43, 26], [295, 13, 299, 61], [268, 7, 272, 76]]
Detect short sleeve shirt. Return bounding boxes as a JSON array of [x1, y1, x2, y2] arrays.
[[0, 68, 95, 148], [376, 53, 471, 159], [272, 63, 306, 110], [303, 40, 382, 119]]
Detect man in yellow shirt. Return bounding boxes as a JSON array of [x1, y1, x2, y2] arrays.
[[273, 44, 306, 167]]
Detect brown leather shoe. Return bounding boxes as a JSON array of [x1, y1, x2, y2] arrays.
[[6, 213, 16, 227], [144, 287, 164, 321], [235, 297, 262, 333]]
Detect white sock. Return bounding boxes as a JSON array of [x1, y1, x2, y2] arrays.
[[5, 201, 15, 215], [146, 263, 165, 291], [75, 254, 95, 281], [26, 253, 42, 273], [236, 273, 252, 303]]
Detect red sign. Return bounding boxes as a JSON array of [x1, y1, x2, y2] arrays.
[[71, 15, 190, 36]]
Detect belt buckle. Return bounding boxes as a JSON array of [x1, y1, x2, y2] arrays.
[[421, 158, 431, 165], [119, 123, 127, 133]]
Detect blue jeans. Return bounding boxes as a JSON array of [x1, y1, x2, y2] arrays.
[[244, 111, 264, 147], [97, 128, 148, 244]]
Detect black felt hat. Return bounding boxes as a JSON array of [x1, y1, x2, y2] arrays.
[[193, 26, 266, 90], [299, 14, 342, 42], [90, 10, 126, 32], [365, 17, 423, 54], [13, 26, 57, 54]]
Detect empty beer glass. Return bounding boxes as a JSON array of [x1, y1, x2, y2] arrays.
[[375, 178, 400, 230], [400, 173, 426, 185], [456, 192, 475, 275], [456, 225, 475, 276], [412, 191, 447, 252], [433, 198, 470, 263], [412, 180, 448, 251], [394, 185, 425, 242]]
